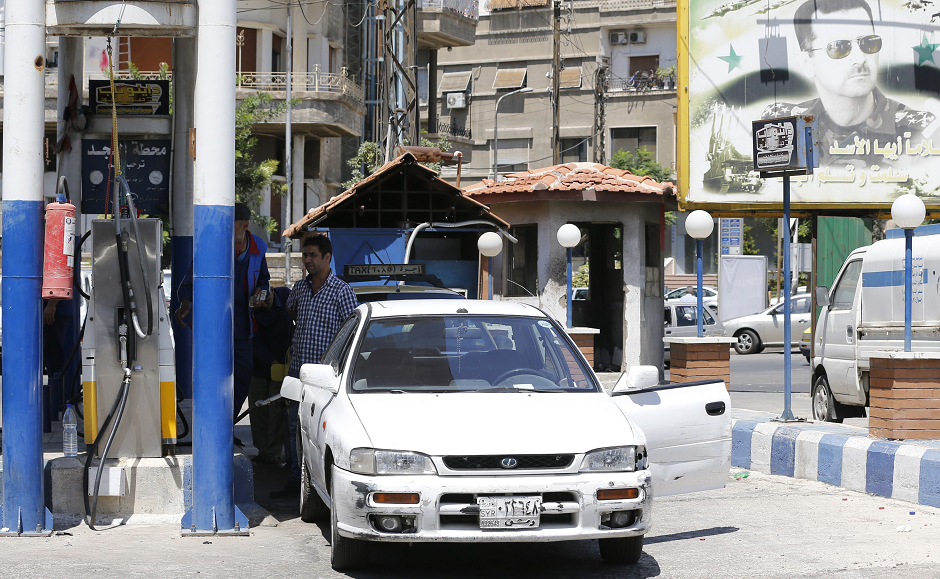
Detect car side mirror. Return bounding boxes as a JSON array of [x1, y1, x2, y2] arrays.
[[612, 365, 660, 394], [815, 286, 830, 308], [280, 375, 303, 401], [300, 363, 340, 394]]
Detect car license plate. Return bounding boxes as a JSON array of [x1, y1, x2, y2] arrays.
[[477, 496, 541, 529]]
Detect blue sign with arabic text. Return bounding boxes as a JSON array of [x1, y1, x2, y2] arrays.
[[82, 139, 170, 214]]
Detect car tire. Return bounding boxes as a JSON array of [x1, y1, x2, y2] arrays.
[[734, 329, 762, 355], [300, 454, 327, 523], [812, 375, 843, 423], [330, 470, 369, 571], [804, 353, 810, 364], [599, 534, 644, 564]]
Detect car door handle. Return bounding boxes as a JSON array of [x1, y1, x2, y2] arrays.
[[846, 325, 854, 340], [666, 330, 672, 335], [705, 401, 726, 416]]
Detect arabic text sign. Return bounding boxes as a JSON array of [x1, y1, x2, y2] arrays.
[[684, 0, 940, 208], [89, 80, 170, 116], [82, 140, 170, 214], [343, 264, 427, 276]]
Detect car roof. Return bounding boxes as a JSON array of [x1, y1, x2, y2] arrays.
[[365, 299, 547, 319], [353, 285, 460, 295]]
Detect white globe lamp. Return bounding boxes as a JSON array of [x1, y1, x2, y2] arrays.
[[891, 194, 925, 352], [478, 232, 503, 301], [557, 223, 581, 248]]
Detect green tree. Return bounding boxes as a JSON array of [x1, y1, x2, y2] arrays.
[[609, 146, 673, 183], [572, 264, 590, 287], [343, 133, 453, 189], [235, 93, 291, 232]]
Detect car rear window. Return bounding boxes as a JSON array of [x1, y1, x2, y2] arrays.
[[351, 315, 598, 393]]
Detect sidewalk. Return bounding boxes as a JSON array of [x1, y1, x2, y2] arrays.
[[596, 373, 940, 509]]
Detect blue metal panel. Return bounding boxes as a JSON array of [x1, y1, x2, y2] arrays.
[[191, 204, 235, 532], [327, 229, 407, 281], [421, 260, 479, 298], [918, 450, 940, 507], [172, 235, 194, 398], [1, 199, 48, 533]]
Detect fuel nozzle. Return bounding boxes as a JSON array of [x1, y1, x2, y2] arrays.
[[118, 323, 128, 370]]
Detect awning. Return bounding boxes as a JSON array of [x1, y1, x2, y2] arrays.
[[559, 66, 582, 89], [493, 67, 527, 90], [439, 70, 472, 93]]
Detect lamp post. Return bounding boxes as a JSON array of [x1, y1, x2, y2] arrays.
[[557, 223, 581, 328], [891, 194, 926, 352], [478, 232, 503, 300], [492, 87, 532, 181], [685, 210, 714, 338]]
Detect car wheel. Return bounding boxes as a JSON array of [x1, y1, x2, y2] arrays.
[[804, 353, 810, 364], [599, 534, 644, 564], [734, 329, 762, 355], [300, 453, 327, 523], [330, 469, 369, 571], [812, 375, 843, 423]]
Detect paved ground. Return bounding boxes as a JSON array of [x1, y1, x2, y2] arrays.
[[1, 470, 938, 578]]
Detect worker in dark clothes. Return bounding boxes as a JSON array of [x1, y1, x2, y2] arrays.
[[249, 286, 293, 465]]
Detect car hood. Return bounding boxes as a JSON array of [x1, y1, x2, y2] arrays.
[[349, 392, 637, 455]]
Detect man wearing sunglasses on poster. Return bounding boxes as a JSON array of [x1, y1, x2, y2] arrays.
[[763, 0, 936, 169]]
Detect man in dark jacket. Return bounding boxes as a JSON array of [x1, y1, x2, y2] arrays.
[[249, 286, 293, 464]]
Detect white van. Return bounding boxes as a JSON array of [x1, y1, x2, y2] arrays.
[[811, 224, 940, 422]]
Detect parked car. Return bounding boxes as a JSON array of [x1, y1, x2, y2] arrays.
[[281, 299, 732, 570], [665, 285, 718, 301], [722, 293, 813, 355], [663, 303, 725, 364], [572, 287, 589, 301], [799, 327, 811, 364]]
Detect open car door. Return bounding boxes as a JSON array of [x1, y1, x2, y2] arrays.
[[612, 378, 732, 497]]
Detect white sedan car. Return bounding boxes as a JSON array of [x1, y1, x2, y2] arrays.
[[281, 300, 732, 570]]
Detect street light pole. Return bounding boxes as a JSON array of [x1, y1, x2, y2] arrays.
[[891, 193, 926, 353], [557, 224, 581, 328], [685, 210, 714, 338], [492, 86, 532, 181]]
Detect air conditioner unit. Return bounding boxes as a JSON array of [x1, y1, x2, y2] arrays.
[[609, 32, 627, 45], [629, 30, 646, 44], [446, 92, 467, 109]]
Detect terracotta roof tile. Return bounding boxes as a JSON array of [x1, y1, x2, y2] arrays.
[[462, 161, 675, 200]]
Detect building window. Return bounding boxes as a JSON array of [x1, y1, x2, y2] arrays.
[[507, 224, 538, 297], [439, 70, 472, 93], [559, 66, 582, 89], [610, 126, 657, 161], [629, 55, 659, 78], [560, 138, 587, 163], [495, 138, 530, 175]]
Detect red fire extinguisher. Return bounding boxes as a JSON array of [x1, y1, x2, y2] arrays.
[[42, 194, 77, 300]]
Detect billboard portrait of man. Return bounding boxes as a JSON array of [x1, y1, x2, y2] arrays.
[[686, 0, 940, 205], [763, 0, 937, 168]]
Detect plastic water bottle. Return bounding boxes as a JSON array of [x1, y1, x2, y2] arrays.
[[63, 404, 78, 457]]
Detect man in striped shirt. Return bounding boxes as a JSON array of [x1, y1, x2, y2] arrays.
[[271, 233, 357, 499]]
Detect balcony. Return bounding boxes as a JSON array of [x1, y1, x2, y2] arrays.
[[418, 0, 480, 49]]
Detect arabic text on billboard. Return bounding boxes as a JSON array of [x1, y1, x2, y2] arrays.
[[687, 0, 940, 206]]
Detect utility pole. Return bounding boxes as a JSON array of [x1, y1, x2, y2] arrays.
[[283, 1, 293, 285], [593, 64, 607, 163], [552, 0, 561, 165]]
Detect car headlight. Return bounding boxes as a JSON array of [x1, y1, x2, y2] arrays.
[[580, 446, 644, 472], [349, 448, 437, 475]]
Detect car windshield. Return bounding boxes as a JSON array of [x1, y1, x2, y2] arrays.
[[351, 315, 598, 393]]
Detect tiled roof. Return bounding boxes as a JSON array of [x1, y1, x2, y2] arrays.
[[462, 162, 675, 202], [282, 152, 509, 238]]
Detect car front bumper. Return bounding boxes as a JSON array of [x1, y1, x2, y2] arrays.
[[332, 467, 653, 543]]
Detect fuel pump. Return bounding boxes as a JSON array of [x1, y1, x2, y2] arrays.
[[80, 175, 177, 527]]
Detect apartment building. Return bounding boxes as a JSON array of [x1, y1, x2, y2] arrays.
[[430, 0, 677, 183]]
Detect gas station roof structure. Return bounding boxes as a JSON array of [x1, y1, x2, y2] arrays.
[[282, 152, 510, 238]]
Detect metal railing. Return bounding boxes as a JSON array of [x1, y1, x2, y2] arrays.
[[42, 70, 174, 87], [600, 0, 677, 10], [438, 121, 472, 139], [238, 67, 364, 103], [419, 0, 480, 20]]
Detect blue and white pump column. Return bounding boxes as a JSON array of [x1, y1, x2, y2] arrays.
[[891, 194, 926, 353], [171, 37, 196, 399], [557, 224, 581, 328], [685, 211, 714, 338], [1, 0, 53, 536], [182, 0, 247, 534], [478, 232, 503, 301]]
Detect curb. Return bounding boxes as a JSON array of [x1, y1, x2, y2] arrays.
[[732, 417, 940, 507]]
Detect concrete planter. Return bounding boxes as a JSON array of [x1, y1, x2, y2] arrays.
[[869, 351, 940, 440], [664, 337, 738, 391], [565, 327, 599, 367]]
